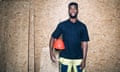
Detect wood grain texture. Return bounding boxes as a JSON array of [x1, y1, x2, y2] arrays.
[[34, 0, 120, 72]]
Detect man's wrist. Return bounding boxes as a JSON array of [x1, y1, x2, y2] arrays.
[[83, 58, 86, 62]]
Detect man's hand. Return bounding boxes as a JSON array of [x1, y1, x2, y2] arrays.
[[80, 60, 86, 70], [80, 41, 88, 70], [49, 37, 57, 63], [50, 52, 57, 63]]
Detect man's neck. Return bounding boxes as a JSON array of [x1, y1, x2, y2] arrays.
[[69, 18, 77, 23]]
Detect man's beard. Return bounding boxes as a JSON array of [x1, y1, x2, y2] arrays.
[[69, 13, 78, 18]]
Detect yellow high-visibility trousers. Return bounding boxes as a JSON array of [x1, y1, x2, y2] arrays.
[[59, 57, 85, 72]]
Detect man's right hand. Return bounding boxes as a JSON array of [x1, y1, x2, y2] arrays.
[[49, 37, 58, 63], [50, 53, 57, 63]]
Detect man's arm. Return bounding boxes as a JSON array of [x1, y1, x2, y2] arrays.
[[80, 41, 88, 69], [49, 37, 57, 63], [82, 41, 88, 61], [49, 23, 62, 63]]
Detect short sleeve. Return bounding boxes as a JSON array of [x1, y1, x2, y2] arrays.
[[81, 24, 90, 41], [51, 23, 62, 39]]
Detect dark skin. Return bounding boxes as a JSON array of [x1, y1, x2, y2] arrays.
[[49, 5, 88, 70], [49, 37, 57, 63]]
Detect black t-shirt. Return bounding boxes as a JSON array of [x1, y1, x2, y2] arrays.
[[52, 19, 90, 59]]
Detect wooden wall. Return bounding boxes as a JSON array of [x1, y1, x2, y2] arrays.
[[0, 0, 120, 72]]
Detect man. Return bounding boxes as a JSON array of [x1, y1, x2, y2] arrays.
[[49, 2, 90, 72]]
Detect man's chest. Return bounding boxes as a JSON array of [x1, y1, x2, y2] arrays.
[[62, 24, 83, 36]]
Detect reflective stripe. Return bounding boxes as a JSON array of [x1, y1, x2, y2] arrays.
[[59, 57, 85, 72]]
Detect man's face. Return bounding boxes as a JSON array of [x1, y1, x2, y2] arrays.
[[69, 5, 78, 18]]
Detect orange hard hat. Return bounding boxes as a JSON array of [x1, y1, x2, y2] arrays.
[[53, 39, 65, 50]]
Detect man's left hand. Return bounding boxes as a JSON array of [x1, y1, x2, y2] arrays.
[[80, 60, 86, 70]]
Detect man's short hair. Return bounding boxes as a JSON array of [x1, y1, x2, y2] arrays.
[[68, 2, 78, 10]]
